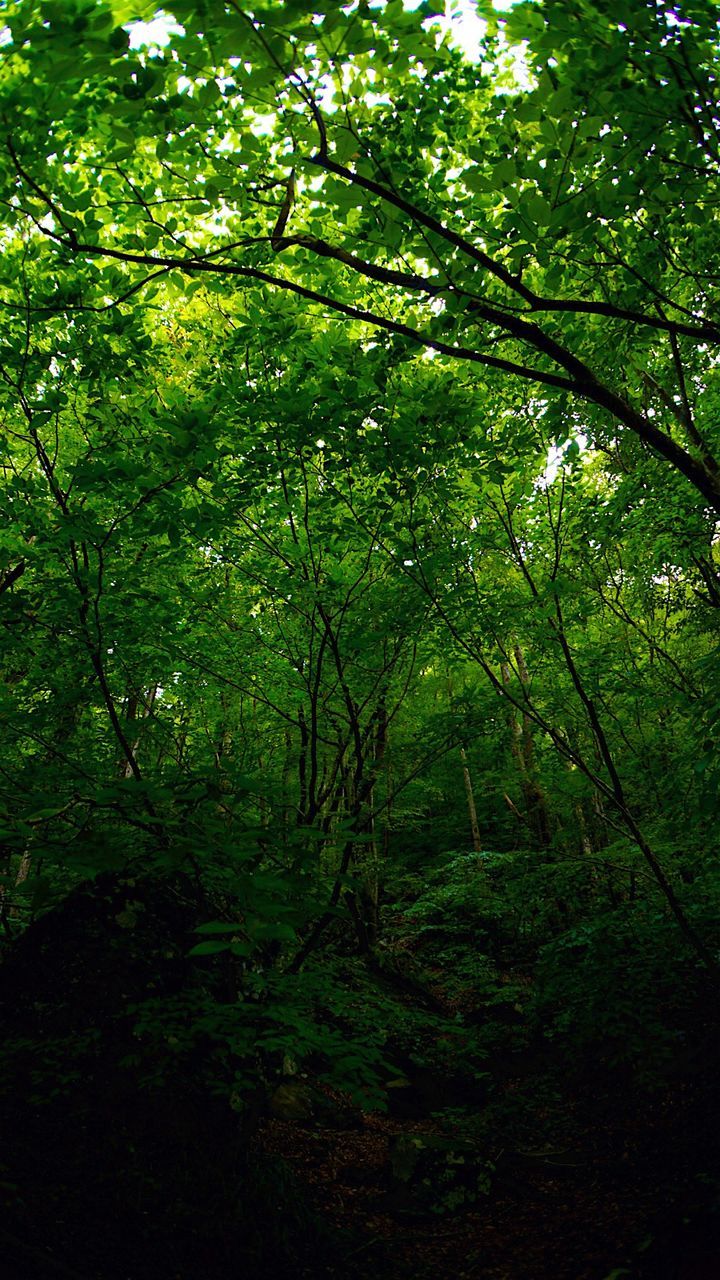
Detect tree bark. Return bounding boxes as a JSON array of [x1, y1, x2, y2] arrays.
[[460, 746, 482, 853], [501, 653, 552, 848]]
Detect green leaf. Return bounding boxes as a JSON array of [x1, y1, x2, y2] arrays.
[[194, 921, 245, 935], [188, 940, 233, 956], [521, 191, 552, 227]]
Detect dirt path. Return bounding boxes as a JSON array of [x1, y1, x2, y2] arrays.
[[258, 1094, 657, 1280]]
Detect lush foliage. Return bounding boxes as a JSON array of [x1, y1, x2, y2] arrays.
[[0, 2, 719, 1275]]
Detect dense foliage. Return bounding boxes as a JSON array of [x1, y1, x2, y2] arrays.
[[0, 1, 719, 1277]]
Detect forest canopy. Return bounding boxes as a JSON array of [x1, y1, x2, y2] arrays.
[[1, 0, 719, 932], [1, 2, 720, 1277]]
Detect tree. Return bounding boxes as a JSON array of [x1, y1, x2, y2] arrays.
[[0, 0, 718, 1011], [3, 11, 720, 1279], [2, 0, 720, 517]]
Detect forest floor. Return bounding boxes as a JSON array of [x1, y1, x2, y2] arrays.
[[259, 1088, 640, 1279], [2, 874, 719, 1280], [256, 957, 720, 1280], [258, 1073, 719, 1280]]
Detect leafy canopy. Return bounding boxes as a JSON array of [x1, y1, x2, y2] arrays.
[[2, 0, 720, 509]]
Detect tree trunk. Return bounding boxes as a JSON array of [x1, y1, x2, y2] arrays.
[[460, 746, 482, 853], [120, 685, 158, 779], [501, 653, 552, 848]]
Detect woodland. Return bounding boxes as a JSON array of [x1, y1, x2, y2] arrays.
[[0, 0, 719, 1276]]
